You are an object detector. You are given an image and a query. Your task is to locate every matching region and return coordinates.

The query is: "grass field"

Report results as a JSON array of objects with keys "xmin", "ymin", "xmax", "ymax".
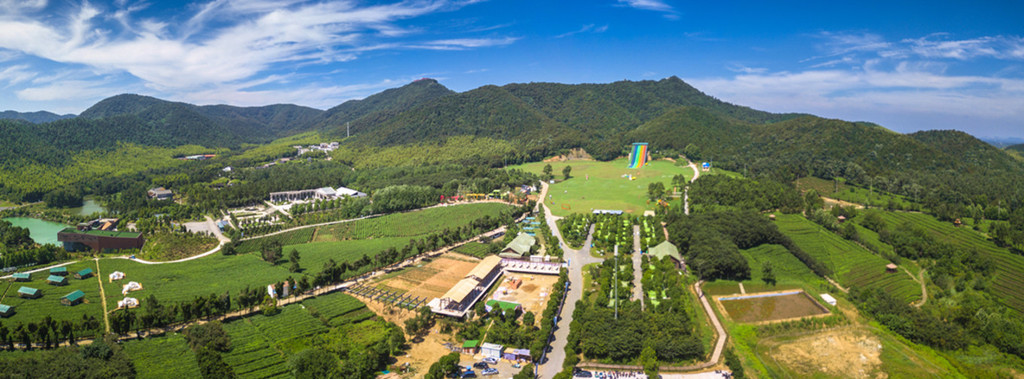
[
  {"xmin": 719, "ymin": 292, "xmax": 828, "ymax": 323},
  {"xmin": 316, "ymin": 203, "xmax": 511, "ymax": 241},
  {"xmin": 237, "ymin": 228, "xmax": 314, "ymax": 253},
  {"xmin": 867, "ymin": 211, "xmax": 1024, "ymax": 313},
  {"xmin": 795, "ymin": 177, "xmax": 920, "ymax": 210},
  {"xmin": 510, "ymin": 158, "xmax": 693, "ymax": 217},
  {"xmin": 122, "ymin": 333, "xmax": 202, "ymax": 379},
  {"xmin": 774, "ymin": 214, "xmax": 921, "ymax": 303},
  {"xmin": 301, "ymin": 291, "xmax": 374, "ymax": 327},
  {"xmin": 99, "ymin": 254, "xmax": 295, "ymax": 307},
  {"xmin": 137, "ymin": 232, "xmax": 219, "ymax": 261},
  {"xmin": 452, "ymin": 241, "xmax": 493, "ymax": 258},
  {"xmin": 1, "ymin": 262, "xmax": 104, "ymax": 325}
]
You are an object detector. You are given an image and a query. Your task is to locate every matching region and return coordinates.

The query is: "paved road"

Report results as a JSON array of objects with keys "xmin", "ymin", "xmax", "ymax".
[
  {"xmin": 632, "ymin": 225, "xmax": 644, "ymax": 311},
  {"xmin": 538, "ymin": 181, "xmax": 604, "ymax": 379},
  {"xmin": 684, "ymin": 159, "xmax": 700, "ymax": 215},
  {"xmin": 694, "ymin": 281, "xmax": 727, "ymax": 370}
]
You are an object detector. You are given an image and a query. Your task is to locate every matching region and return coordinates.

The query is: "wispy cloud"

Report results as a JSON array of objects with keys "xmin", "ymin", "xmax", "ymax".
[
  {"xmin": 617, "ymin": 0, "xmax": 678, "ymax": 19},
  {"xmin": 555, "ymin": 24, "xmax": 609, "ymax": 38},
  {"xmin": 0, "ymin": 0, "xmax": 514, "ymax": 105},
  {"xmin": 412, "ymin": 37, "xmax": 519, "ymax": 50},
  {"xmin": 691, "ymin": 32, "xmax": 1024, "ymax": 137}
]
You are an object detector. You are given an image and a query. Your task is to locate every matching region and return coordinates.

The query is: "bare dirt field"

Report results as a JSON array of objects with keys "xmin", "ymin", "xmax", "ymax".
[
  {"xmin": 375, "ymin": 253, "xmax": 480, "ymax": 300},
  {"xmin": 489, "ymin": 273, "xmax": 560, "ymax": 326},
  {"xmin": 718, "ymin": 291, "xmax": 828, "ymax": 323},
  {"xmin": 767, "ymin": 329, "xmax": 884, "ymax": 379}
]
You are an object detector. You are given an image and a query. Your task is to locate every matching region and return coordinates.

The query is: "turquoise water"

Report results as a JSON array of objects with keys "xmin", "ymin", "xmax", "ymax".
[
  {"xmin": 2, "ymin": 217, "xmax": 71, "ymax": 246},
  {"xmin": 71, "ymin": 199, "xmax": 105, "ymax": 216}
]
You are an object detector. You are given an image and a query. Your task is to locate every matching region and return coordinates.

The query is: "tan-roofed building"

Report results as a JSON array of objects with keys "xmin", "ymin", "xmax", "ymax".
[
  {"xmin": 466, "ymin": 255, "xmax": 502, "ymax": 281},
  {"xmin": 440, "ymin": 278, "xmax": 480, "ymax": 307}
]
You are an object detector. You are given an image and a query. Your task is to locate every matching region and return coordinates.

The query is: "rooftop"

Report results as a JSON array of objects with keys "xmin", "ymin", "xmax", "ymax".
[
  {"xmin": 502, "ymin": 233, "xmax": 536, "ymax": 256},
  {"xmin": 649, "ymin": 241, "xmax": 683, "ymax": 263},
  {"xmin": 59, "ymin": 228, "xmax": 141, "ymax": 239},
  {"xmin": 47, "ymin": 275, "xmax": 66, "ymax": 283},
  {"xmin": 12, "ymin": 273, "xmax": 29, "ymax": 279},
  {"xmin": 463, "ymin": 339, "xmax": 480, "ymax": 348},
  {"xmin": 78, "ymin": 268, "xmax": 94, "ymax": 276},
  {"xmin": 18, "ymin": 287, "xmax": 38, "ymax": 295},
  {"xmin": 0, "ymin": 304, "xmax": 10, "ymax": 313},
  {"xmin": 63, "ymin": 290, "xmax": 85, "ymax": 302}
]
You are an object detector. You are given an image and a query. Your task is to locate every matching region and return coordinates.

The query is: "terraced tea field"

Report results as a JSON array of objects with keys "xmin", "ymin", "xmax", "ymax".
[
  {"xmin": 774, "ymin": 214, "xmax": 921, "ymax": 303},
  {"xmin": 872, "ymin": 211, "xmax": 1024, "ymax": 312}
]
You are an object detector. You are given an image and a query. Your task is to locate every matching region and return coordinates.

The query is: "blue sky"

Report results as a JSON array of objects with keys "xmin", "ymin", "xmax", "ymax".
[{"xmin": 1, "ymin": 0, "xmax": 1022, "ymax": 139}]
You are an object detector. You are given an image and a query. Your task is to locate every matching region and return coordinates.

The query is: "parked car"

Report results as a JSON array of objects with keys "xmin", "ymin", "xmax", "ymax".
[
  {"xmin": 575, "ymin": 370, "xmax": 593, "ymax": 378},
  {"xmin": 473, "ymin": 362, "xmax": 489, "ymax": 369},
  {"xmin": 482, "ymin": 368, "xmax": 499, "ymax": 376},
  {"xmin": 483, "ymin": 357, "xmax": 498, "ymax": 364},
  {"xmin": 461, "ymin": 370, "xmax": 477, "ymax": 378}
]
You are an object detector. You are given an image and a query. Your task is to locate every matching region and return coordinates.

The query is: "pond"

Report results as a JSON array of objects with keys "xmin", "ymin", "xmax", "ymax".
[
  {"xmin": 70, "ymin": 198, "xmax": 106, "ymax": 216},
  {"xmin": 2, "ymin": 217, "xmax": 71, "ymax": 246}
]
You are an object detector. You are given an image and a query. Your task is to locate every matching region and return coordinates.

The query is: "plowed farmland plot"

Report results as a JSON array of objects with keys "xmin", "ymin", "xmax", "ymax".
[
  {"xmin": 774, "ymin": 214, "xmax": 921, "ymax": 303},
  {"xmin": 373, "ymin": 253, "xmax": 480, "ymax": 300},
  {"xmin": 718, "ymin": 291, "xmax": 828, "ymax": 323}
]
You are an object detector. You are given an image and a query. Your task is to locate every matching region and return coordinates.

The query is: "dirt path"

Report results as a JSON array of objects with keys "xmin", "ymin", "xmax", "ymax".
[
  {"xmin": 738, "ymin": 282, "xmax": 746, "ymax": 295},
  {"xmin": 906, "ymin": 268, "xmax": 927, "ymax": 307},
  {"xmin": 684, "ymin": 159, "xmax": 699, "ymax": 215},
  {"xmin": 95, "ymin": 258, "xmax": 110, "ymax": 333},
  {"xmin": 827, "ymin": 277, "xmax": 849, "ymax": 293},
  {"xmin": 821, "ymin": 196, "xmax": 865, "ymax": 209}
]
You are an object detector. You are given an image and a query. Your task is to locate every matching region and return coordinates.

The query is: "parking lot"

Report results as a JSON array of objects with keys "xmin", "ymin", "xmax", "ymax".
[{"xmin": 458, "ymin": 358, "xmax": 529, "ymax": 378}]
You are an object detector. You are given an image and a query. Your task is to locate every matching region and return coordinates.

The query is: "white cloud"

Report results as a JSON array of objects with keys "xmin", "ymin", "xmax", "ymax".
[
  {"xmin": 555, "ymin": 24, "xmax": 608, "ymax": 38},
  {"xmin": 0, "ymin": 65, "xmax": 36, "ymax": 86},
  {"xmin": 617, "ymin": 0, "xmax": 677, "ymax": 19},
  {"xmin": 16, "ymin": 79, "xmax": 118, "ymax": 101},
  {"xmin": 413, "ymin": 37, "xmax": 519, "ymax": 50},
  {"xmin": 0, "ymin": 0, "xmax": 515, "ymax": 108}
]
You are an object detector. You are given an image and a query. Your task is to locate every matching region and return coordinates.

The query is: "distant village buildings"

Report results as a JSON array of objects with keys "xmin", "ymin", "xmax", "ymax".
[
  {"xmin": 295, "ymin": 142, "xmax": 339, "ymax": 155},
  {"xmin": 147, "ymin": 187, "xmax": 173, "ymax": 200},
  {"xmin": 269, "ymin": 186, "xmax": 367, "ymax": 202}
]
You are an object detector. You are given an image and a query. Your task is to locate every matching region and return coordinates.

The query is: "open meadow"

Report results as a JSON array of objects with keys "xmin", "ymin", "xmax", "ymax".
[
  {"xmin": 510, "ymin": 158, "xmax": 693, "ymax": 217},
  {"xmin": 702, "ymin": 244, "xmax": 827, "ymax": 296}
]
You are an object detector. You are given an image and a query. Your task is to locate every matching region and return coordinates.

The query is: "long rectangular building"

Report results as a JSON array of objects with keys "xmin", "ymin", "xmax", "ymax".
[{"xmin": 57, "ymin": 228, "xmax": 144, "ymax": 252}]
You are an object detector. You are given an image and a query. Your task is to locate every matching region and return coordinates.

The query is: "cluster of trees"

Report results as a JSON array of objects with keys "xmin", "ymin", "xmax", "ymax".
[
  {"xmin": 667, "ymin": 210, "xmax": 830, "ymax": 280},
  {"xmin": 567, "ymin": 258, "xmax": 703, "ymax": 366},
  {"xmin": 0, "ymin": 336, "xmax": 135, "ymax": 378},
  {"xmin": 290, "ymin": 319, "xmax": 405, "ymax": 379},
  {"xmin": 0, "ymin": 315, "xmax": 102, "ymax": 351},
  {"xmin": 183, "ymin": 322, "xmax": 235, "ymax": 379},
  {"xmin": 689, "ymin": 174, "xmax": 803, "ymax": 213}
]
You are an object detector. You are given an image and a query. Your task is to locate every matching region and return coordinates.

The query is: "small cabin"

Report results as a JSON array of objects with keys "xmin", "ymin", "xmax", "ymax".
[
  {"xmin": 75, "ymin": 268, "xmax": 94, "ymax": 280},
  {"xmin": 11, "ymin": 273, "xmax": 30, "ymax": 282},
  {"xmin": 61, "ymin": 290, "xmax": 85, "ymax": 306},
  {"xmin": 46, "ymin": 275, "xmax": 68, "ymax": 286},
  {"xmin": 820, "ymin": 293, "xmax": 837, "ymax": 306},
  {"xmin": 953, "ymin": 218, "xmax": 963, "ymax": 227},
  {"xmin": 837, "ymin": 215, "xmax": 847, "ymax": 223},
  {"xmin": 885, "ymin": 263, "xmax": 898, "ymax": 273},
  {"xmin": 462, "ymin": 339, "xmax": 480, "ymax": 355},
  {"xmin": 0, "ymin": 304, "xmax": 13, "ymax": 317},
  {"xmin": 481, "ymin": 342, "xmax": 505, "ymax": 360},
  {"xmin": 769, "ymin": 214, "xmax": 777, "ymax": 221},
  {"xmin": 49, "ymin": 267, "xmax": 68, "ymax": 276},
  {"xmin": 18, "ymin": 287, "xmax": 40, "ymax": 299}
]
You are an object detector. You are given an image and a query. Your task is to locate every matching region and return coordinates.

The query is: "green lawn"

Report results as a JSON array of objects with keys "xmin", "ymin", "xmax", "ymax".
[
  {"xmin": 1, "ymin": 262, "xmax": 104, "ymax": 326},
  {"xmin": 99, "ymin": 254, "xmax": 295, "ymax": 308},
  {"xmin": 868, "ymin": 211, "xmax": 1024, "ymax": 313},
  {"xmin": 510, "ymin": 158, "xmax": 693, "ymax": 217},
  {"xmin": 284, "ymin": 237, "xmax": 411, "ymax": 275},
  {"xmin": 774, "ymin": 214, "xmax": 921, "ymax": 303},
  {"xmin": 316, "ymin": 203, "xmax": 511, "ymax": 240},
  {"xmin": 739, "ymin": 244, "xmax": 826, "ymax": 293},
  {"xmin": 122, "ymin": 333, "xmax": 201, "ymax": 379}
]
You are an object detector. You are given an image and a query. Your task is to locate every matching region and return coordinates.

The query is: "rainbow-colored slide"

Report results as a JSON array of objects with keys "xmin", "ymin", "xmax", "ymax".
[{"xmin": 627, "ymin": 143, "xmax": 649, "ymax": 168}]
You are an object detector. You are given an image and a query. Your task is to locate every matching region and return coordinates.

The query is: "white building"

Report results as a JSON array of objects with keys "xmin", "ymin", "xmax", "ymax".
[
  {"xmin": 481, "ymin": 342, "xmax": 504, "ymax": 359},
  {"xmin": 820, "ymin": 293, "xmax": 837, "ymax": 306}
]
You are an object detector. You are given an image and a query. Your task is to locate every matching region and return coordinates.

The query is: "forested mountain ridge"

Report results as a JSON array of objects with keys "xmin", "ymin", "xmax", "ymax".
[
  {"xmin": 81, "ymin": 94, "xmax": 323, "ymax": 145},
  {"xmin": 315, "ymin": 78, "xmax": 455, "ymax": 136},
  {"xmin": 0, "ymin": 110, "xmax": 74, "ymax": 123}
]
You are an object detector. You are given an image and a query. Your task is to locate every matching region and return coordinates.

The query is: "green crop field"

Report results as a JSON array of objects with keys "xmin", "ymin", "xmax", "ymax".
[
  {"xmin": 870, "ymin": 211, "xmax": 1024, "ymax": 312},
  {"xmin": 0, "ymin": 262, "xmax": 104, "ymax": 326},
  {"xmin": 122, "ymin": 333, "xmax": 201, "ymax": 379},
  {"xmin": 740, "ymin": 244, "xmax": 826, "ymax": 293},
  {"xmin": 284, "ymin": 237, "xmax": 410, "ymax": 274},
  {"xmin": 302, "ymin": 292, "xmax": 373, "ymax": 326},
  {"xmin": 452, "ymin": 241, "xmax": 493, "ymax": 258},
  {"xmin": 510, "ymin": 158, "xmax": 693, "ymax": 217},
  {"xmin": 316, "ymin": 203, "xmax": 511, "ymax": 241},
  {"xmin": 774, "ymin": 214, "xmax": 921, "ymax": 303},
  {"xmin": 222, "ymin": 316, "xmax": 291, "ymax": 379},
  {"xmin": 236, "ymin": 228, "xmax": 315, "ymax": 253}
]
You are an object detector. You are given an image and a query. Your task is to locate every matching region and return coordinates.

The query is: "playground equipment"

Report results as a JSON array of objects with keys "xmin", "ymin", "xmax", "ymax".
[
  {"xmin": 467, "ymin": 193, "xmax": 487, "ymax": 201},
  {"xmin": 627, "ymin": 143, "xmax": 650, "ymax": 169}
]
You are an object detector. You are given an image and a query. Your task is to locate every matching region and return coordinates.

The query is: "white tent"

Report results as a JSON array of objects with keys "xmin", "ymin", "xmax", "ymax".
[
  {"xmin": 109, "ymin": 271, "xmax": 125, "ymax": 282},
  {"xmin": 118, "ymin": 297, "xmax": 139, "ymax": 309},
  {"xmin": 122, "ymin": 281, "xmax": 143, "ymax": 295}
]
